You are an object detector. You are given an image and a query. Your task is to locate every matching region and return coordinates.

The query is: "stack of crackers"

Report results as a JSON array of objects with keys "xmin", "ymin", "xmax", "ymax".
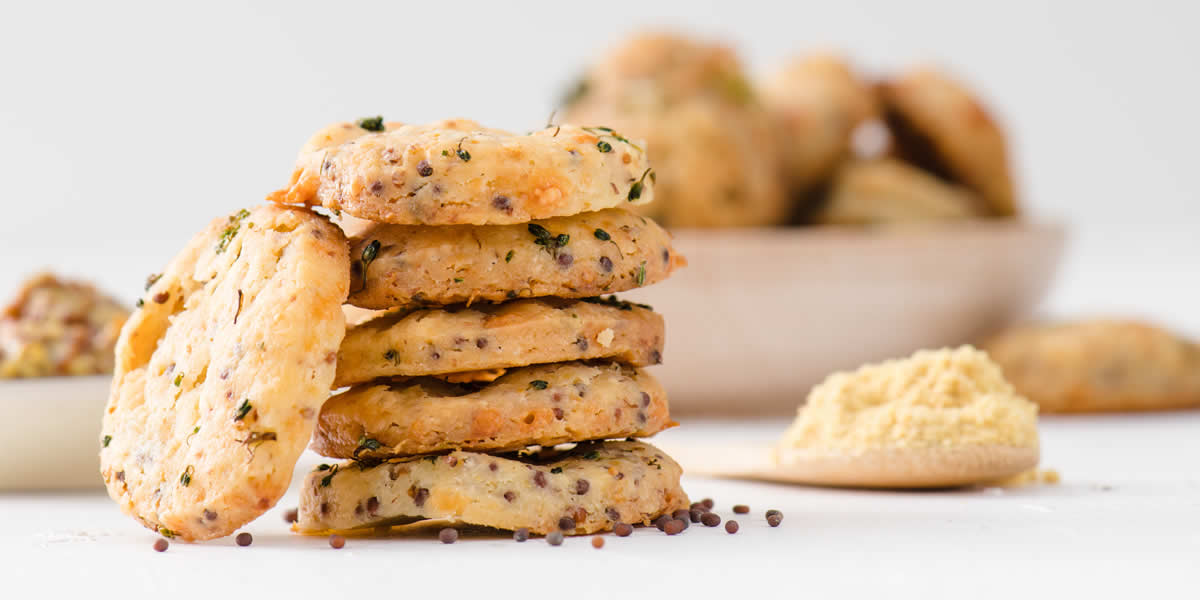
[{"xmin": 100, "ymin": 118, "xmax": 690, "ymax": 541}]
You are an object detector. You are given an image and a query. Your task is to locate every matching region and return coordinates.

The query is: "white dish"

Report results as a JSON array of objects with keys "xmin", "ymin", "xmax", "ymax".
[
  {"xmin": 624, "ymin": 222, "xmax": 1065, "ymax": 415},
  {"xmin": 0, "ymin": 375, "xmax": 110, "ymax": 490}
]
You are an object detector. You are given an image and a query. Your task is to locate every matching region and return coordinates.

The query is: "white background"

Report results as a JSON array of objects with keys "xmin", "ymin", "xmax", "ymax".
[{"xmin": 1, "ymin": 0, "xmax": 1197, "ymax": 333}]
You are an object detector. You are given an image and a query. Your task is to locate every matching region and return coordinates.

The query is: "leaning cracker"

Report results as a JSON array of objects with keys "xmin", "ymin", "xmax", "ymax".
[
  {"xmin": 348, "ymin": 208, "xmax": 684, "ymax": 310},
  {"xmin": 334, "ymin": 296, "xmax": 664, "ymax": 387},
  {"xmin": 269, "ymin": 119, "xmax": 655, "ymax": 225},
  {"xmin": 983, "ymin": 320, "xmax": 1200, "ymax": 413},
  {"xmin": 315, "ymin": 361, "xmax": 672, "ymax": 458},
  {"xmin": 297, "ymin": 441, "xmax": 687, "ymax": 535},
  {"xmin": 100, "ymin": 205, "xmax": 349, "ymax": 541},
  {"xmin": 879, "ymin": 66, "xmax": 1017, "ymax": 217}
]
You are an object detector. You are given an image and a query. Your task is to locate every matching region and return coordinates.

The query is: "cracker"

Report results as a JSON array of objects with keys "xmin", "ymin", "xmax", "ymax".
[
  {"xmin": 297, "ymin": 441, "xmax": 687, "ymax": 535},
  {"xmin": 268, "ymin": 119, "xmax": 654, "ymax": 225},
  {"xmin": 100, "ymin": 205, "xmax": 349, "ymax": 541},
  {"xmin": 315, "ymin": 361, "xmax": 672, "ymax": 458}
]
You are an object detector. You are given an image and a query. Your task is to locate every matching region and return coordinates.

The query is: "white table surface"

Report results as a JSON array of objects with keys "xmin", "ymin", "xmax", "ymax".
[{"xmin": 4, "ymin": 413, "xmax": 1197, "ymax": 598}]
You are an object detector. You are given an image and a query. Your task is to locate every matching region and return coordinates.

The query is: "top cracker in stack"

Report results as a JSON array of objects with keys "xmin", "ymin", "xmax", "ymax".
[{"xmin": 270, "ymin": 118, "xmax": 690, "ymax": 536}]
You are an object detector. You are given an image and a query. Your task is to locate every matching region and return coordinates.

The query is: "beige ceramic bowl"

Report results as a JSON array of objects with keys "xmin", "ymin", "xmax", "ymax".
[{"xmin": 623, "ymin": 222, "xmax": 1065, "ymax": 415}]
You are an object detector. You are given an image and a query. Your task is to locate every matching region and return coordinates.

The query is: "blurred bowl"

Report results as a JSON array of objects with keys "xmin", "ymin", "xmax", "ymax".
[
  {"xmin": 624, "ymin": 221, "xmax": 1065, "ymax": 415},
  {"xmin": 0, "ymin": 375, "xmax": 109, "ymax": 489}
]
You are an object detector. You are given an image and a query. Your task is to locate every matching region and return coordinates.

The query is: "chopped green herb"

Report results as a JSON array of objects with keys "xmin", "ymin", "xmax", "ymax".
[
  {"xmin": 442, "ymin": 149, "xmax": 450, "ymax": 157},
  {"xmin": 102, "ymin": 435, "xmax": 112, "ymax": 448},
  {"xmin": 634, "ymin": 261, "xmax": 647, "ymax": 287},
  {"xmin": 355, "ymin": 436, "xmax": 383, "ymax": 457},
  {"xmin": 144, "ymin": 273, "xmax": 161, "ymax": 291},
  {"xmin": 628, "ymin": 169, "xmax": 654, "ymax": 202},
  {"xmin": 357, "ymin": 116, "xmax": 384, "ymax": 132},
  {"xmin": 583, "ymin": 451, "xmax": 600, "ymax": 460},
  {"xmin": 455, "ymin": 139, "xmax": 471, "ymax": 162},
  {"xmin": 173, "ymin": 374, "xmax": 183, "ymax": 387},
  {"xmin": 136, "ymin": 298, "xmax": 144, "ymax": 308},
  {"xmin": 596, "ymin": 140, "xmax": 612, "ymax": 153},
  {"xmin": 528, "ymin": 223, "xmax": 570, "ymax": 255},
  {"xmin": 361, "ymin": 239, "xmax": 380, "ymax": 266},
  {"xmin": 529, "ymin": 380, "xmax": 549, "ymax": 390},
  {"xmin": 180, "ymin": 466, "xmax": 193, "ymax": 487},
  {"xmin": 193, "ymin": 426, "xmax": 200, "ymax": 434},
  {"xmin": 215, "ymin": 209, "xmax": 251, "ymax": 254},
  {"xmin": 550, "ymin": 467, "xmax": 563, "ymax": 474},
  {"xmin": 319, "ymin": 464, "xmax": 339, "ymax": 487},
  {"xmin": 593, "ymin": 228, "xmax": 610, "ymax": 241},
  {"xmin": 583, "ymin": 126, "xmax": 641, "ymax": 152},
  {"xmin": 453, "ymin": 277, "xmax": 464, "ymax": 283},
  {"xmin": 158, "ymin": 527, "xmax": 177, "ymax": 539},
  {"xmin": 316, "ymin": 463, "xmax": 332, "ymax": 471},
  {"xmin": 505, "ymin": 250, "xmax": 515, "ymax": 263},
  {"xmin": 234, "ymin": 399, "xmax": 252, "ymax": 421}
]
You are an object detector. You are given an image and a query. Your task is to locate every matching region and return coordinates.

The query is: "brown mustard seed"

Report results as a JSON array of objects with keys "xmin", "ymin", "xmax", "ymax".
[
  {"xmin": 329, "ymin": 534, "xmax": 346, "ymax": 549},
  {"xmin": 701, "ymin": 512, "xmax": 722, "ymax": 527},
  {"xmin": 689, "ymin": 509, "xmax": 703, "ymax": 523},
  {"xmin": 701, "ymin": 498, "xmax": 714, "ymax": 510},
  {"xmin": 689, "ymin": 502, "xmax": 709, "ymax": 513},
  {"xmin": 672, "ymin": 509, "xmax": 689, "ymax": 521},
  {"xmin": 725, "ymin": 520, "xmax": 739, "ymax": 534},
  {"xmin": 153, "ymin": 539, "xmax": 168, "ymax": 552},
  {"xmin": 513, "ymin": 528, "xmax": 530, "ymax": 542},
  {"xmin": 591, "ymin": 536, "xmax": 605, "ymax": 549},
  {"xmin": 283, "ymin": 508, "xmax": 298, "ymax": 523},
  {"xmin": 654, "ymin": 515, "xmax": 671, "ymax": 531},
  {"xmin": 733, "ymin": 504, "xmax": 750, "ymax": 514},
  {"xmin": 663, "ymin": 519, "xmax": 685, "ymax": 535},
  {"xmin": 766, "ymin": 509, "xmax": 782, "ymax": 517},
  {"xmin": 614, "ymin": 522, "xmax": 633, "ymax": 537},
  {"xmin": 767, "ymin": 512, "xmax": 783, "ymax": 527},
  {"xmin": 558, "ymin": 516, "xmax": 576, "ymax": 531},
  {"xmin": 547, "ymin": 531, "xmax": 564, "ymax": 546},
  {"xmin": 235, "ymin": 532, "xmax": 252, "ymax": 547},
  {"xmin": 439, "ymin": 528, "xmax": 459, "ymax": 544}
]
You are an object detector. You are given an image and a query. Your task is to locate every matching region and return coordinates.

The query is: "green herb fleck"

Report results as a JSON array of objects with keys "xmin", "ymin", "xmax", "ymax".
[
  {"xmin": 192, "ymin": 426, "xmax": 200, "ymax": 434},
  {"xmin": 583, "ymin": 126, "xmax": 641, "ymax": 152},
  {"xmin": 634, "ymin": 261, "xmax": 647, "ymax": 287},
  {"xmin": 442, "ymin": 149, "xmax": 450, "ymax": 157},
  {"xmin": 136, "ymin": 298, "xmax": 144, "ymax": 308},
  {"xmin": 158, "ymin": 527, "xmax": 177, "ymax": 539},
  {"xmin": 505, "ymin": 250, "xmax": 515, "ymax": 263},
  {"xmin": 455, "ymin": 139, "xmax": 471, "ymax": 162},
  {"xmin": 529, "ymin": 380, "xmax": 549, "ymax": 390},
  {"xmin": 628, "ymin": 168, "xmax": 654, "ymax": 202},
  {"xmin": 453, "ymin": 277, "xmax": 464, "ymax": 283},
  {"xmin": 550, "ymin": 467, "xmax": 563, "ymax": 474},
  {"xmin": 593, "ymin": 228, "xmax": 610, "ymax": 241},
  {"xmin": 173, "ymin": 374, "xmax": 183, "ymax": 386},
  {"xmin": 144, "ymin": 273, "xmax": 161, "ymax": 291},
  {"xmin": 319, "ymin": 464, "xmax": 339, "ymax": 487},
  {"xmin": 316, "ymin": 463, "xmax": 332, "ymax": 471},
  {"xmin": 528, "ymin": 223, "xmax": 569, "ymax": 256},
  {"xmin": 234, "ymin": 399, "xmax": 252, "ymax": 421},
  {"xmin": 354, "ymin": 436, "xmax": 383, "ymax": 457},
  {"xmin": 357, "ymin": 116, "xmax": 384, "ymax": 132},
  {"xmin": 180, "ymin": 465, "xmax": 193, "ymax": 487},
  {"xmin": 583, "ymin": 451, "xmax": 600, "ymax": 460},
  {"xmin": 361, "ymin": 239, "xmax": 380, "ymax": 266},
  {"xmin": 102, "ymin": 435, "xmax": 112, "ymax": 448},
  {"xmin": 215, "ymin": 209, "xmax": 251, "ymax": 254},
  {"xmin": 596, "ymin": 140, "xmax": 612, "ymax": 153}
]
